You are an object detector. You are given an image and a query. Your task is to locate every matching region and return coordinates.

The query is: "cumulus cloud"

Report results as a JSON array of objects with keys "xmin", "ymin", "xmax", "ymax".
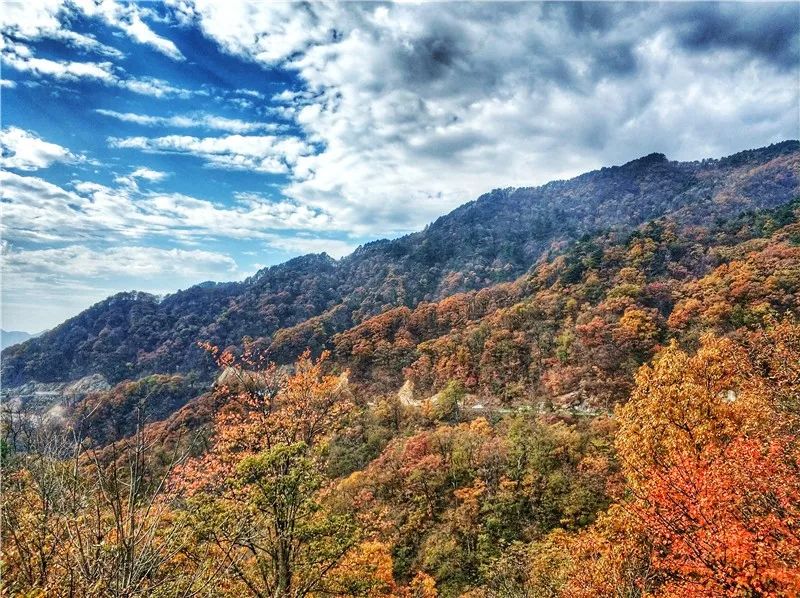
[
  {"xmin": 108, "ymin": 133, "xmax": 311, "ymax": 173},
  {"xmin": 182, "ymin": 1, "xmax": 799, "ymax": 235},
  {"xmin": 95, "ymin": 109, "xmax": 279, "ymax": 133},
  {"xmin": 1, "ymin": 127, "xmax": 83, "ymax": 171}
]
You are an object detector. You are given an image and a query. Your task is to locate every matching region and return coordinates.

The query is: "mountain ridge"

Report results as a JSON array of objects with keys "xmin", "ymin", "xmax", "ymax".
[{"xmin": 3, "ymin": 140, "xmax": 798, "ymax": 388}]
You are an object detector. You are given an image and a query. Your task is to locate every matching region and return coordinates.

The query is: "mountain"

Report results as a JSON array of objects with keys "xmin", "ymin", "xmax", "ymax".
[
  {"xmin": 1, "ymin": 329, "xmax": 35, "ymax": 350},
  {"xmin": 2, "ymin": 140, "xmax": 798, "ymax": 389},
  {"xmin": 326, "ymin": 197, "xmax": 800, "ymax": 406}
]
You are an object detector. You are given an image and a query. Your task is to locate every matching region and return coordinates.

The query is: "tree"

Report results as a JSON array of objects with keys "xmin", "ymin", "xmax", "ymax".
[
  {"xmin": 524, "ymin": 505, "xmax": 657, "ymax": 598},
  {"xmin": 1, "ymin": 403, "xmax": 201, "ymax": 596},
  {"xmin": 616, "ymin": 328, "xmax": 800, "ymax": 596},
  {"xmin": 631, "ymin": 436, "xmax": 800, "ymax": 596},
  {"xmin": 176, "ymin": 347, "xmax": 356, "ymax": 597}
]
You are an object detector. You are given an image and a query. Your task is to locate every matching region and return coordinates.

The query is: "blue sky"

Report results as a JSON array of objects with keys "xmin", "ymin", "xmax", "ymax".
[{"xmin": 2, "ymin": 1, "xmax": 798, "ymax": 332}]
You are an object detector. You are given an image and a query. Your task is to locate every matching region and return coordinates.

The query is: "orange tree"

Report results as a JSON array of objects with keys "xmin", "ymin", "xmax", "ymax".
[
  {"xmin": 616, "ymin": 324, "xmax": 800, "ymax": 597},
  {"xmin": 175, "ymin": 345, "xmax": 358, "ymax": 597}
]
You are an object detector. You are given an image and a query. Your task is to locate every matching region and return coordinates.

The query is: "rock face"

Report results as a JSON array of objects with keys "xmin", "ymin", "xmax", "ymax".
[
  {"xmin": 397, "ymin": 379, "xmax": 419, "ymax": 407},
  {"xmin": 2, "ymin": 141, "xmax": 798, "ymax": 388},
  {"xmin": 2, "ymin": 373, "xmax": 110, "ymax": 413}
]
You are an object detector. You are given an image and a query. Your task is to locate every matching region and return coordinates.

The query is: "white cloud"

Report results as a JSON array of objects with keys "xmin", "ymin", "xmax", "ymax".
[
  {"xmin": 144, "ymin": 190, "xmax": 330, "ymax": 235},
  {"xmin": 262, "ymin": 235, "xmax": 356, "ymax": 259},
  {"xmin": 1, "ymin": 173, "xmax": 152, "ymax": 243},
  {"xmin": 0, "ymin": 127, "xmax": 82, "ymax": 171},
  {"xmin": 1, "ymin": 0, "xmax": 67, "ymax": 38},
  {"xmin": 108, "ymin": 133, "xmax": 310, "ymax": 174},
  {"xmin": 236, "ymin": 88, "xmax": 266, "ymax": 99},
  {"xmin": 2, "ymin": 243, "xmax": 236, "ymax": 280},
  {"xmin": 173, "ymin": 1, "xmax": 340, "ymax": 65},
  {"xmin": 95, "ymin": 109, "xmax": 279, "ymax": 133},
  {"xmin": 0, "ymin": 168, "xmax": 345, "ymax": 330},
  {"xmin": 1, "ymin": 0, "xmax": 190, "ymax": 98},
  {"xmin": 117, "ymin": 10, "xmax": 184, "ymax": 61},
  {"xmin": 183, "ymin": 1, "xmax": 799, "ymax": 235},
  {"xmin": 1, "ymin": 79, "xmax": 17, "ymax": 88},
  {"xmin": 0, "ymin": 171, "xmax": 331, "ymax": 245},
  {"xmin": 113, "ymin": 167, "xmax": 170, "ymax": 188},
  {"xmin": 1, "ymin": 0, "xmax": 183, "ymax": 61},
  {"xmin": 130, "ymin": 167, "xmax": 169, "ymax": 182},
  {"xmin": 1, "ymin": 241, "xmax": 239, "ymax": 331},
  {"xmin": 119, "ymin": 76, "xmax": 196, "ymax": 98},
  {"xmin": 0, "ymin": 0, "xmax": 124, "ymax": 58},
  {"xmin": 1, "ymin": 43, "xmax": 118, "ymax": 84},
  {"xmin": 1, "ymin": 41, "xmax": 196, "ymax": 98}
]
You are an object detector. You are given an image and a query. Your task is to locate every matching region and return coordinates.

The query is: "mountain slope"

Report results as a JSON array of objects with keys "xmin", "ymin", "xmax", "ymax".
[
  {"xmin": 2, "ymin": 140, "xmax": 798, "ymax": 388},
  {"xmin": 326, "ymin": 198, "xmax": 800, "ymax": 406},
  {"xmin": 73, "ymin": 197, "xmax": 800, "ymax": 450}
]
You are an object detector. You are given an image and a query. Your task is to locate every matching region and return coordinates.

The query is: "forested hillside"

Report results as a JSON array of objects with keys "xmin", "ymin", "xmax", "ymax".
[
  {"xmin": 3, "ymin": 141, "xmax": 798, "ymax": 387},
  {"xmin": 3, "ymin": 142, "xmax": 800, "ymax": 597},
  {"xmin": 326, "ymin": 199, "xmax": 800, "ymax": 405}
]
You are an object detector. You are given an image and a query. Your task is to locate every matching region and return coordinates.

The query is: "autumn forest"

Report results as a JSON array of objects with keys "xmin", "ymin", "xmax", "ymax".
[{"xmin": 1, "ymin": 140, "xmax": 799, "ymax": 597}]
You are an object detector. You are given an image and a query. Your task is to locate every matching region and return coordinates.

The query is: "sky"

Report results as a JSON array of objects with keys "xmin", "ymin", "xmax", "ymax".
[{"xmin": 1, "ymin": 1, "xmax": 798, "ymax": 333}]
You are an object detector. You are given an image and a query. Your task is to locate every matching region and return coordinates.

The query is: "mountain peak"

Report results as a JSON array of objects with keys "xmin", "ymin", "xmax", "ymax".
[
  {"xmin": 247, "ymin": 252, "xmax": 338, "ymax": 285},
  {"xmin": 621, "ymin": 152, "xmax": 669, "ymax": 168}
]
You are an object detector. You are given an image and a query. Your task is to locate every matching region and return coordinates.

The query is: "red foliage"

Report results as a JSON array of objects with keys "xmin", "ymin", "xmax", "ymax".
[{"xmin": 635, "ymin": 437, "xmax": 800, "ymax": 597}]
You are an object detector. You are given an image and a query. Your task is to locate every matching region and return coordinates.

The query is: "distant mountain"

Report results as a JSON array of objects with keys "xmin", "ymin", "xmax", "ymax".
[
  {"xmin": 2, "ymin": 140, "xmax": 798, "ymax": 388},
  {"xmin": 1, "ymin": 330, "xmax": 35, "ymax": 351}
]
